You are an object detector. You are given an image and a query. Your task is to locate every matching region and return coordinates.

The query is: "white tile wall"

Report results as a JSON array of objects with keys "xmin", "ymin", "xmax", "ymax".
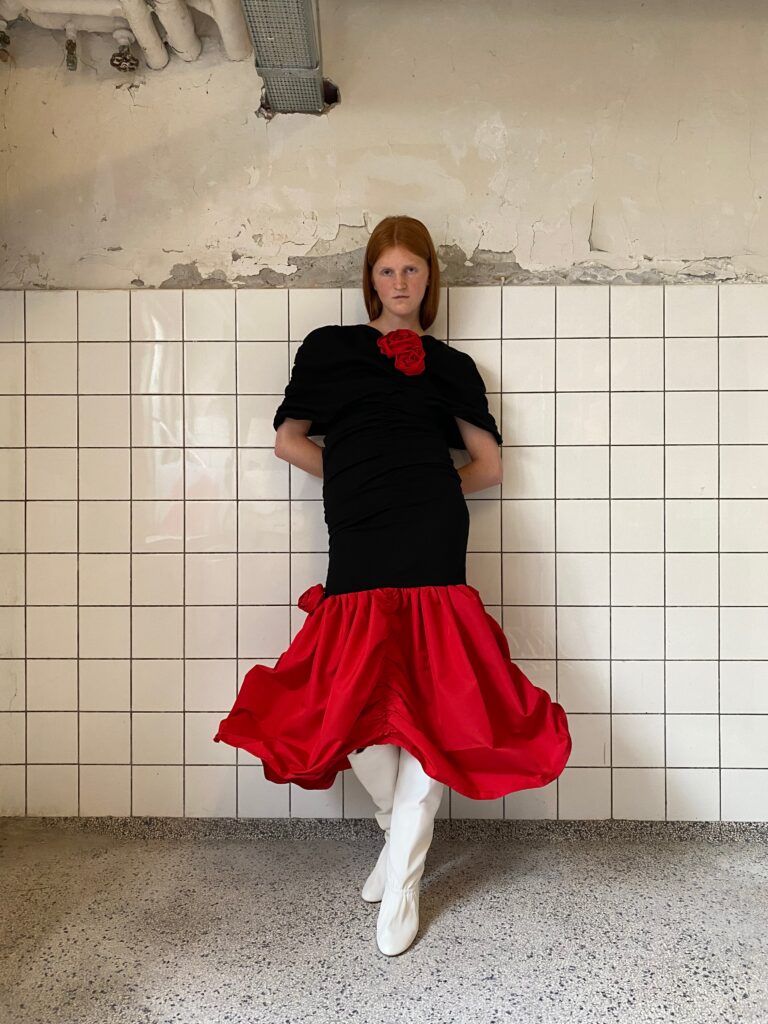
[{"xmin": 1, "ymin": 285, "xmax": 768, "ymax": 822}]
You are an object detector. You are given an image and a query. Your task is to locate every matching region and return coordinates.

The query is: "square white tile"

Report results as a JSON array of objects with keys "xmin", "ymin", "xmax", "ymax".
[
  {"xmin": 610, "ymin": 337, "xmax": 663, "ymax": 391},
  {"xmin": 236, "ymin": 289, "xmax": 288, "ymax": 341},
  {"xmin": 556, "ymin": 392, "xmax": 609, "ymax": 445},
  {"xmin": 26, "ymin": 342, "xmax": 77, "ymax": 394},
  {"xmin": 131, "ymin": 342, "xmax": 182, "ymax": 394},
  {"xmin": 27, "ymin": 765, "xmax": 78, "ymax": 815},
  {"xmin": 555, "ymin": 446, "xmax": 609, "ymax": 498},
  {"xmin": 610, "ymin": 446, "xmax": 663, "ymax": 498},
  {"xmin": 500, "ymin": 447, "xmax": 554, "ymax": 500},
  {"xmin": 26, "ymin": 659, "xmax": 78, "ymax": 711},
  {"xmin": 448, "ymin": 286, "xmax": 501, "ymax": 339},
  {"xmin": 556, "ymin": 285, "xmax": 609, "ymax": 338},
  {"xmin": 288, "ymin": 289, "xmax": 340, "ymax": 341},
  {"xmin": 612, "ymin": 768, "xmax": 665, "ymax": 820},
  {"xmin": 555, "ymin": 552, "xmax": 609, "ymax": 605},
  {"xmin": 556, "ymin": 499, "xmax": 609, "ymax": 552},
  {"xmin": 665, "ymin": 446, "xmax": 717, "ymax": 499},
  {"xmin": 719, "ymin": 336, "xmax": 768, "ymax": 389},
  {"xmin": 78, "ymin": 291, "xmax": 130, "ymax": 342},
  {"xmin": 667, "ymin": 602, "xmax": 720, "ymax": 659},
  {"xmin": 610, "ymin": 285, "xmax": 663, "ymax": 337},
  {"xmin": 611, "ymin": 392, "xmax": 664, "ymax": 444},
  {"xmin": 132, "ymin": 765, "xmax": 183, "ymax": 815},
  {"xmin": 502, "ymin": 499, "xmax": 555, "ymax": 552},
  {"xmin": 26, "ymin": 291, "xmax": 77, "ymax": 342},
  {"xmin": 78, "ymin": 342, "xmax": 130, "ymax": 394},
  {"xmin": 502, "ymin": 285, "xmax": 555, "ymax": 338},
  {"xmin": 131, "ymin": 291, "xmax": 183, "ymax": 342},
  {"xmin": 556, "ymin": 337, "xmax": 609, "ymax": 391},
  {"xmin": 79, "ymin": 660, "xmax": 131, "ymax": 712},
  {"xmin": 666, "ymin": 661, "xmax": 719, "ymax": 714},
  {"xmin": 664, "ymin": 285, "xmax": 718, "ymax": 337},
  {"xmin": 0, "ymin": 291, "xmax": 24, "ymax": 342},
  {"xmin": 183, "ymin": 291, "xmax": 235, "ymax": 342},
  {"xmin": 132, "ymin": 660, "xmax": 184, "ymax": 712},
  {"xmin": 665, "ymin": 337, "xmax": 718, "ymax": 390},
  {"xmin": 719, "ymin": 283, "xmax": 768, "ymax": 335},
  {"xmin": 501, "ymin": 338, "xmax": 554, "ymax": 392},
  {"xmin": 80, "ymin": 765, "xmax": 131, "ymax": 815},
  {"xmin": 502, "ymin": 552, "xmax": 556, "ymax": 605}
]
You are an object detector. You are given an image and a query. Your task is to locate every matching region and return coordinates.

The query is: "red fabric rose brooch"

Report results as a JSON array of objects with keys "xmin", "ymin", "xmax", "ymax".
[
  {"xmin": 298, "ymin": 583, "xmax": 325, "ymax": 614},
  {"xmin": 376, "ymin": 329, "xmax": 426, "ymax": 376}
]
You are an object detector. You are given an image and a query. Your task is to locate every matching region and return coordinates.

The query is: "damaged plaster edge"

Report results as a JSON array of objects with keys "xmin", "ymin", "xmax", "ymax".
[
  {"xmin": 6, "ymin": 252, "xmax": 768, "ymax": 290},
  {"xmin": 155, "ymin": 251, "xmax": 768, "ymax": 288}
]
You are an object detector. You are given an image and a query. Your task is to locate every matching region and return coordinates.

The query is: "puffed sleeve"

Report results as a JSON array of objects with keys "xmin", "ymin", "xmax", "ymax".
[
  {"xmin": 432, "ymin": 345, "xmax": 503, "ymax": 449},
  {"xmin": 273, "ymin": 327, "xmax": 335, "ymax": 437}
]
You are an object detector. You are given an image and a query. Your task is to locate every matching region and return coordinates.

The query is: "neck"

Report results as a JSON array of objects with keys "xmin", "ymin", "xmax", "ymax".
[{"xmin": 368, "ymin": 315, "xmax": 424, "ymax": 336}]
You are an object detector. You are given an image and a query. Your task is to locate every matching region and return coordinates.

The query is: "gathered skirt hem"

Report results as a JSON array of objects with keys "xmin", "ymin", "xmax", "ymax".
[{"xmin": 213, "ymin": 582, "xmax": 572, "ymax": 802}]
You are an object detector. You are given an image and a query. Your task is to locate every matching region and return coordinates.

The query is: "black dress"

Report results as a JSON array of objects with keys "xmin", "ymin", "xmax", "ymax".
[
  {"xmin": 272, "ymin": 323, "xmax": 503, "ymax": 595},
  {"xmin": 213, "ymin": 323, "xmax": 572, "ymax": 800}
]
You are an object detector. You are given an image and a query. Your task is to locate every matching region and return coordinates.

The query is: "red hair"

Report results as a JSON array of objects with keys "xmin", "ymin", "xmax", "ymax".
[{"xmin": 362, "ymin": 215, "xmax": 441, "ymax": 332}]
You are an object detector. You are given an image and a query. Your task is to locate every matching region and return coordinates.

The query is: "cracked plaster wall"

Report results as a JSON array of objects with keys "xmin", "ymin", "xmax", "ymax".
[{"xmin": 2, "ymin": 0, "xmax": 768, "ymax": 289}]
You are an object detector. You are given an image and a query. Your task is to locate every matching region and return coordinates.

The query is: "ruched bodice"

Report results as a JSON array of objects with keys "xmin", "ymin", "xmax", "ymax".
[
  {"xmin": 321, "ymin": 382, "xmax": 462, "ymax": 530},
  {"xmin": 273, "ymin": 324, "xmax": 503, "ymax": 595}
]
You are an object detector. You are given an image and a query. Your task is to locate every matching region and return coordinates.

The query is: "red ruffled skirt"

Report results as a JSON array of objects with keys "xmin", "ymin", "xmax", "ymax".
[{"xmin": 213, "ymin": 582, "xmax": 572, "ymax": 801}]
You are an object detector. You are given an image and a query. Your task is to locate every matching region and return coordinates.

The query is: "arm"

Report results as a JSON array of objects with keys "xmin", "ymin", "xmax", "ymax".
[
  {"xmin": 274, "ymin": 418, "xmax": 324, "ymax": 479},
  {"xmin": 454, "ymin": 417, "xmax": 503, "ymax": 495}
]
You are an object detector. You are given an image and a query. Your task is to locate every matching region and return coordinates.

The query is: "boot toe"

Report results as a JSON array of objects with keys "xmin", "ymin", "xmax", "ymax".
[{"xmin": 376, "ymin": 885, "xmax": 420, "ymax": 955}]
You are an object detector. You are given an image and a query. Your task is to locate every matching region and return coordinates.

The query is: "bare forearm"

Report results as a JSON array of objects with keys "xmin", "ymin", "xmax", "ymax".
[
  {"xmin": 274, "ymin": 437, "xmax": 498, "ymax": 493},
  {"xmin": 274, "ymin": 436, "xmax": 325, "ymax": 478},
  {"xmin": 457, "ymin": 459, "xmax": 502, "ymax": 495}
]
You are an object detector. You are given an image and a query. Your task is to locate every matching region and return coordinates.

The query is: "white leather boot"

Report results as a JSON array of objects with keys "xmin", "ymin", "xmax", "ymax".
[
  {"xmin": 347, "ymin": 744, "xmax": 401, "ymax": 902},
  {"xmin": 376, "ymin": 746, "xmax": 444, "ymax": 956}
]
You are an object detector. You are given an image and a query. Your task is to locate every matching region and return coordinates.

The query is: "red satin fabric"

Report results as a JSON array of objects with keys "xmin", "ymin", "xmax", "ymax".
[{"xmin": 213, "ymin": 583, "xmax": 572, "ymax": 801}]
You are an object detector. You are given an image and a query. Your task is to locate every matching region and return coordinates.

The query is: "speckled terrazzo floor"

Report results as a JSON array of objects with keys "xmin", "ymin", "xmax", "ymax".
[{"xmin": 1, "ymin": 819, "xmax": 767, "ymax": 1024}]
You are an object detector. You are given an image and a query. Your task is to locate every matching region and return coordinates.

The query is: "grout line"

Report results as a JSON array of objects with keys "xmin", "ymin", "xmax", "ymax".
[
  {"xmin": 717, "ymin": 286, "xmax": 722, "ymax": 821},
  {"xmin": 554, "ymin": 288, "xmax": 560, "ymax": 822},
  {"xmin": 662, "ymin": 288, "xmax": 666, "ymax": 821},
  {"xmin": 181, "ymin": 294, "xmax": 186, "ymax": 818},
  {"xmin": 128, "ymin": 292, "xmax": 134, "ymax": 816},
  {"xmin": 10, "ymin": 544, "xmax": 768, "ymax": 552},
  {"xmin": 234, "ymin": 295, "xmax": 239, "ymax": 817},
  {"xmin": 2, "ymin": 654, "xmax": 738, "ymax": 659},
  {"xmin": 499, "ymin": 290, "xmax": 504, "ymax": 824},
  {"xmin": 23, "ymin": 292, "xmax": 28, "ymax": 814},
  {"xmin": 286, "ymin": 294, "xmax": 293, "ymax": 821},
  {"xmin": 608, "ymin": 288, "xmax": 613, "ymax": 818},
  {"xmin": 76, "ymin": 296, "xmax": 80, "ymax": 814}
]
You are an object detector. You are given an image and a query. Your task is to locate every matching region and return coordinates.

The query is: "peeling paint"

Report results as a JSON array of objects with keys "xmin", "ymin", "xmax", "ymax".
[
  {"xmin": 3, "ymin": 10, "xmax": 768, "ymax": 289},
  {"xmin": 160, "ymin": 263, "xmax": 231, "ymax": 288}
]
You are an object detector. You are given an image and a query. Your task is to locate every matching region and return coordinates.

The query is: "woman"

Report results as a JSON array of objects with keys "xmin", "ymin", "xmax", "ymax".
[{"xmin": 214, "ymin": 215, "xmax": 572, "ymax": 956}]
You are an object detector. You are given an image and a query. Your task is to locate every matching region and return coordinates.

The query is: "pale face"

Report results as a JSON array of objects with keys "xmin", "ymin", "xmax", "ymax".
[{"xmin": 370, "ymin": 245, "xmax": 430, "ymax": 325}]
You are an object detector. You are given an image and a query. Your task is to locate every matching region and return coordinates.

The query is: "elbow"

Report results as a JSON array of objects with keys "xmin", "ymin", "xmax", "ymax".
[{"xmin": 274, "ymin": 426, "xmax": 291, "ymax": 461}]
